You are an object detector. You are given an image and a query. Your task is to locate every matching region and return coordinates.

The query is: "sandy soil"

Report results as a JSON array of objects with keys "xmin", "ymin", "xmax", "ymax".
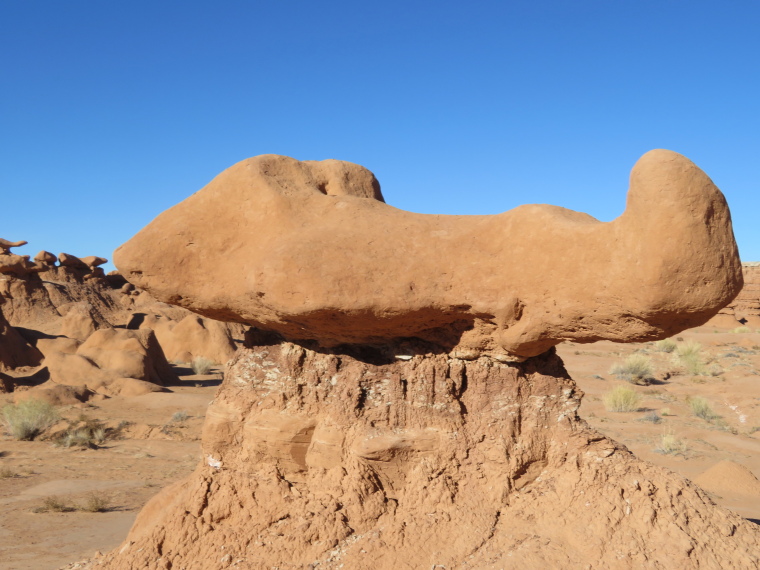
[
  {"xmin": 558, "ymin": 327, "xmax": 760, "ymax": 524},
  {"xmin": 1, "ymin": 330, "xmax": 759, "ymax": 569},
  {"xmin": 0, "ymin": 368, "xmax": 220, "ymax": 570}
]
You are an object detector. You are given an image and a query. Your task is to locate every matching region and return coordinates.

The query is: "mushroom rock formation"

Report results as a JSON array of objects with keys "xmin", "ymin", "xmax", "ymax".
[
  {"xmin": 0, "ymin": 238, "xmax": 27, "ymax": 254},
  {"xmin": 34, "ymin": 250, "xmax": 57, "ymax": 265},
  {"xmin": 100, "ymin": 151, "xmax": 759, "ymax": 569},
  {"xmin": 115, "ymin": 150, "xmax": 742, "ymax": 360},
  {"xmin": 58, "ymin": 252, "xmax": 90, "ymax": 269},
  {"xmin": 80, "ymin": 255, "xmax": 108, "ymax": 268}
]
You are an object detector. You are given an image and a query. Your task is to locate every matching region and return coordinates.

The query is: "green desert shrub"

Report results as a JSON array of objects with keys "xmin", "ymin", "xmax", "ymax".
[
  {"xmin": 2, "ymin": 399, "xmax": 59, "ymax": 441},
  {"xmin": 609, "ymin": 354, "xmax": 654, "ymax": 385},
  {"xmin": 191, "ymin": 356, "xmax": 214, "ymax": 375},
  {"xmin": 603, "ymin": 385, "xmax": 641, "ymax": 413}
]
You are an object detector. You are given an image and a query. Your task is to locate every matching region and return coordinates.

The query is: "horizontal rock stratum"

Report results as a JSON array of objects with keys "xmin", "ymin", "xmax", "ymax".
[{"xmin": 115, "ymin": 150, "xmax": 742, "ymax": 358}]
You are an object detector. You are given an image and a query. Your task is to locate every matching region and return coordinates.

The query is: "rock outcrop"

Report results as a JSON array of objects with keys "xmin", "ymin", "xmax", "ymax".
[
  {"xmin": 100, "ymin": 150, "xmax": 758, "ymax": 569},
  {"xmin": 0, "ymin": 308, "xmax": 42, "ymax": 371},
  {"xmin": 36, "ymin": 328, "xmax": 177, "ymax": 393},
  {"xmin": 99, "ymin": 341, "xmax": 760, "ymax": 569},
  {"xmin": 115, "ymin": 150, "xmax": 742, "ymax": 359},
  {"xmin": 709, "ymin": 262, "xmax": 760, "ymax": 328}
]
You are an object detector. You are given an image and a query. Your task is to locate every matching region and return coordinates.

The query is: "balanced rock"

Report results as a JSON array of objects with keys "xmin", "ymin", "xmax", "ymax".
[
  {"xmin": 115, "ymin": 150, "xmax": 742, "ymax": 359},
  {"xmin": 80, "ymin": 255, "xmax": 108, "ymax": 268},
  {"xmin": 0, "ymin": 238, "xmax": 27, "ymax": 254},
  {"xmin": 58, "ymin": 252, "xmax": 89, "ymax": 269}
]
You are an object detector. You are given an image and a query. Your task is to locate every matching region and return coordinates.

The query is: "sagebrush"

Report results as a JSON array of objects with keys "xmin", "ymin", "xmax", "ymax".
[{"xmin": 2, "ymin": 399, "xmax": 59, "ymax": 441}]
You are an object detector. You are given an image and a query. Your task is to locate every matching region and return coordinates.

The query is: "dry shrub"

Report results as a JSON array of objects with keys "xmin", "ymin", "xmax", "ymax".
[
  {"xmin": 673, "ymin": 341, "xmax": 707, "ymax": 376},
  {"xmin": 689, "ymin": 396, "xmax": 718, "ymax": 421},
  {"xmin": 654, "ymin": 338, "xmax": 677, "ymax": 353},
  {"xmin": 2, "ymin": 399, "xmax": 59, "ymax": 441},
  {"xmin": 33, "ymin": 496, "xmax": 75, "ymax": 513},
  {"xmin": 656, "ymin": 432, "xmax": 687, "ymax": 455},
  {"xmin": 191, "ymin": 356, "xmax": 214, "ymax": 375},
  {"xmin": 81, "ymin": 492, "xmax": 111, "ymax": 513},
  {"xmin": 603, "ymin": 385, "xmax": 641, "ymax": 413},
  {"xmin": 609, "ymin": 354, "xmax": 654, "ymax": 385}
]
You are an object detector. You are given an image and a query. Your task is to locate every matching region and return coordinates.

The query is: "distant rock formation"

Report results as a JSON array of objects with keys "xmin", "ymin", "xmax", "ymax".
[
  {"xmin": 115, "ymin": 150, "xmax": 742, "ymax": 360},
  {"xmin": 709, "ymin": 263, "xmax": 760, "ymax": 328},
  {"xmin": 101, "ymin": 150, "xmax": 758, "ymax": 568},
  {"xmin": 0, "ymin": 240, "xmax": 241, "ymax": 398}
]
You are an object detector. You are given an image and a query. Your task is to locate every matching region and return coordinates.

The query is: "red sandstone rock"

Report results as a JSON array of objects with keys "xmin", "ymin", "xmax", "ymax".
[
  {"xmin": 134, "ymin": 314, "xmax": 238, "ymax": 364},
  {"xmin": 0, "ymin": 238, "xmax": 27, "ymax": 254},
  {"xmin": 99, "ymin": 341, "xmax": 760, "ymax": 569},
  {"xmin": 0, "ymin": 308, "xmax": 42, "ymax": 372},
  {"xmin": 115, "ymin": 150, "xmax": 742, "ymax": 359}
]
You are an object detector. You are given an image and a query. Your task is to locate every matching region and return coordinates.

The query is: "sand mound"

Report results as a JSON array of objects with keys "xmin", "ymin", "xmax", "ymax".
[{"xmin": 695, "ymin": 460, "xmax": 760, "ymax": 497}]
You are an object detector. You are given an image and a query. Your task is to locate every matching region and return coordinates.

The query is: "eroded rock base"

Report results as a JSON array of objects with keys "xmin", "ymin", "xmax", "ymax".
[{"xmin": 100, "ymin": 342, "xmax": 760, "ymax": 569}]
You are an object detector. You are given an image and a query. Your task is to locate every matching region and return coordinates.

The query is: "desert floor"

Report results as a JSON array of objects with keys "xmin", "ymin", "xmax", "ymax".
[{"xmin": 1, "ymin": 329, "xmax": 759, "ymax": 569}]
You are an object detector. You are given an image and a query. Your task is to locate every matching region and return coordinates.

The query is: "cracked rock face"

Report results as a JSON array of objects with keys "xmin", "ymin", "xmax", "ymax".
[
  {"xmin": 114, "ymin": 149, "xmax": 742, "ymax": 359},
  {"xmin": 99, "ymin": 341, "xmax": 760, "ymax": 569}
]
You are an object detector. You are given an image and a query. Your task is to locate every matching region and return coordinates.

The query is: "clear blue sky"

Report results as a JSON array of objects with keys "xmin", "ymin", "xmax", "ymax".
[{"xmin": 2, "ymin": 1, "xmax": 759, "ymax": 271}]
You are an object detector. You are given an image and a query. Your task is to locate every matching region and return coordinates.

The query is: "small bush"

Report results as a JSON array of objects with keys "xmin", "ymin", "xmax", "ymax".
[
  {"xmin": 56, "ymin": 416, "xmax": 107, "ymax": 448},
  {"xmin": 191, "ymin": 356, "xmax": 214, "ymax": 375},
  {"xmin": 81, "ymin": 492, "xmax": 111, "ymax": 513},
  {"xmin": 2, "ymin": 399, "xmax": 59, "ymax": 441},
  {"xmin": 171, "ymin": 411, "xmax": 189, "ymax": 423},
  {"xmin": 654, "ymin": 339, "xmax": 677, "ymax": 353},
  {"xmin": 33, "ymin": 496, "xmax": 75, "ymax": 513},
  {"xmin": 641, "ymin": 411, "xmax": 662, "ymax": 424},
  {"xmin": 732, "ymin": 326, "xmax": 752, "ymax": 334},
  {"xmin": 673, "ymin": 341, "xmax": 707, "ymax": 376},
  {"xmin": 0, "ymin": 467, "xmax": 18, "ymax": 479},
  {"xmin": 660, "ymin": 407, "xmax": 672, "ymax": 416},
  {"xmin": 603, "ymin": 385, "xmax": 641, "ymax": 412},
  {"xmin": 609, "ymin": 354, "xmax": 654, "ymax": 385},
  {"xmin": 689, "ymin": 397, "xmax": 718, "ymax": 421},
  {"xmin": 656, "ymin": 432, "xmax": 687, "ymax": 455}
]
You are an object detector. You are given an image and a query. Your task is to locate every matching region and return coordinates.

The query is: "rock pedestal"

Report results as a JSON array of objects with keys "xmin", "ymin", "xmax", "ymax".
[{"xmin": 99, "ymin": 341, "xmax": 759, "ymax": 569}]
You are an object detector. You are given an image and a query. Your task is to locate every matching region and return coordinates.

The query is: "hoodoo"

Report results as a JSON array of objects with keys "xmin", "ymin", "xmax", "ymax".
[
  {"xmin": 115, "ymin": 149, "xmax": 742, "ymax": 359},
  {"xmin": 102, "ymin": 151, "xmax": 758, "ymax": 569}
]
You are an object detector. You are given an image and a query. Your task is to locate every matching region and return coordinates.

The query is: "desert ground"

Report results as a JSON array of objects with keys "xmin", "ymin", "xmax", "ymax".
[{"xmin": 1, "ymin": 327, "xmax": 758, "ymax": 569}]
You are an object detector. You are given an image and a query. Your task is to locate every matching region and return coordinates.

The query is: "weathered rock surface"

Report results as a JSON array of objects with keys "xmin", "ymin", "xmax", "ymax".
[
  {"xmin": 115, "ymin": 150, "xmax": 742, "ymax": 359},
  {"xmin": 709, "ymin": 262, "xmax": 760, "ymax": 328},
  {"xmin": 0, "ymin": 307, "xmax": 42, "ymax": 371},
  {"xmin": 0, "ymin": 238, "xmax": 27, "ymax": 253},
  {"xmin": 130, "ymin": 313, "xmax": 238, "ymax": 364},
  {"xmin": 37, "ymin": 328, "xmax": 177, "ymax": 392},
  {"xmin": 99, "ymin": 341, "xmax": 760, "ymax": 569}
]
